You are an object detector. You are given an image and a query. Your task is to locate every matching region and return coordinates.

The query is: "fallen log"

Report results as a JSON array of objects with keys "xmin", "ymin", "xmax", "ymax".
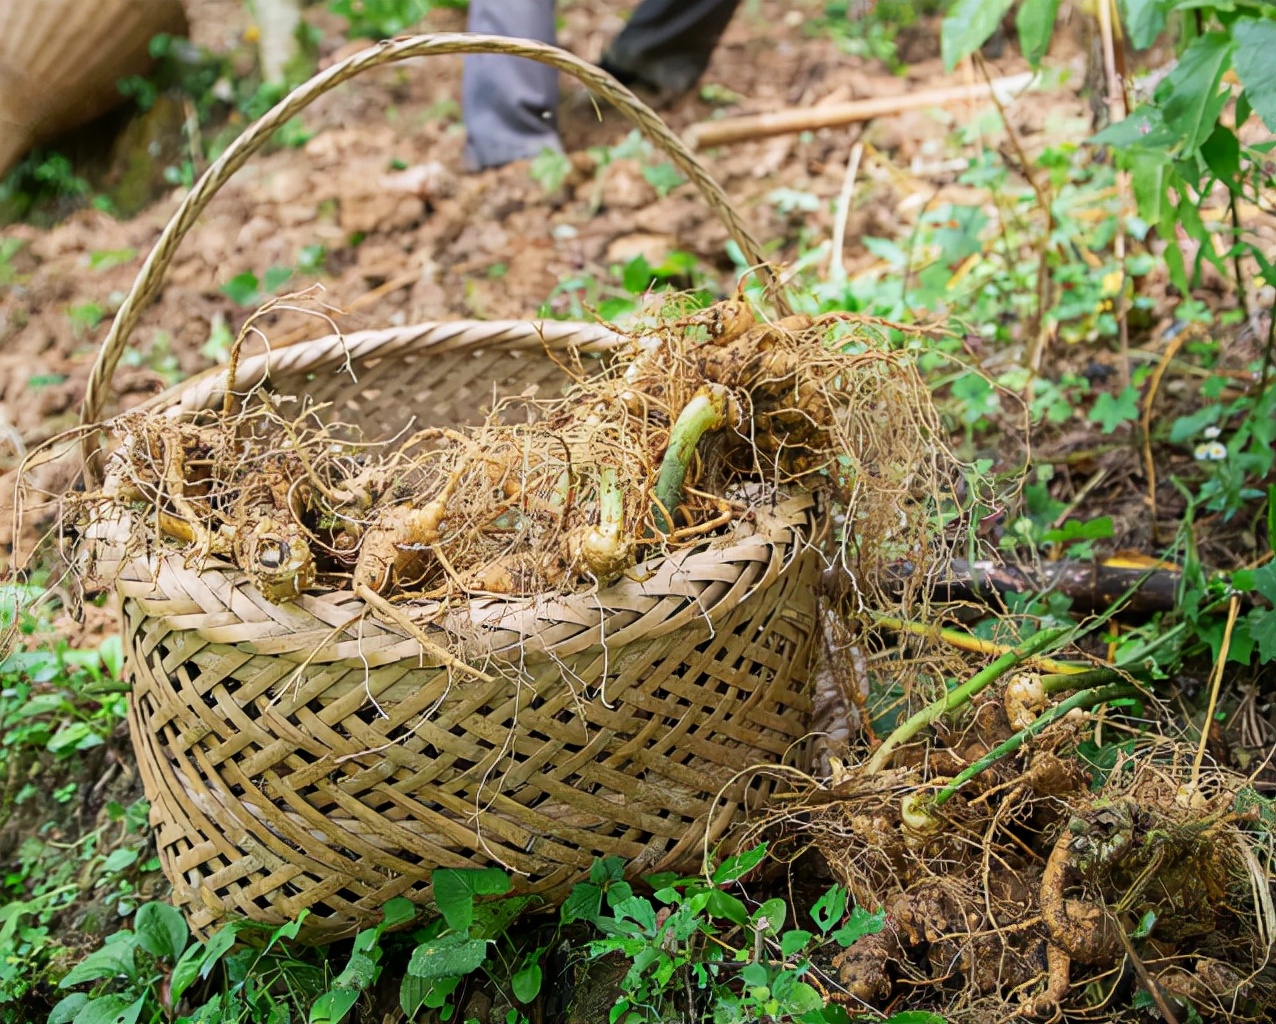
[{"xmin": 685, "ymin": 72, "xmax": 1035, "ymax": 149}]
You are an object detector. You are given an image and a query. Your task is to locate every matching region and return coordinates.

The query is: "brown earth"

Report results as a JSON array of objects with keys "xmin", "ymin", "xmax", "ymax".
[{"xmin": 0, "ymin": 0, "xmax": 1111, "ymax": 568}]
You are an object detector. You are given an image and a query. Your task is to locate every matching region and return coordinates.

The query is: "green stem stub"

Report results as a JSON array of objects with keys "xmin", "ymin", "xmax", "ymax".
[
  {"xmin": 577, "ymin": 465, "xmax": 632, "ymax": 582},
  {"xmin": 866, "ymin": 625, "xmax": 1072, "ymax": 775},
  {"xmin": 930, "ymin": 683, "xmax": 1137, "ymax": 807},
  {"xmin": 652, "ymin": 384, "xmax": 734, "ymax": 536}
]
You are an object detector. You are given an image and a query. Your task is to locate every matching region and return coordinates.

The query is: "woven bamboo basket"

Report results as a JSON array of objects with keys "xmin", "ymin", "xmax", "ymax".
[
  {"xmin": 78, "ymin": 36, "xmax": 820, "ymax": 942},
  {"xmin": 0, "ymin": 0, "xmax": 188, "ymax": 177}
]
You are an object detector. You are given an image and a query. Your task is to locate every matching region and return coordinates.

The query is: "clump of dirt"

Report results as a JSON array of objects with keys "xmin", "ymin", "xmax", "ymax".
[
  {"xmin": 65, "ymin": 295, "xmax": 954, "ymax": 607},
  {"xmin": 794, "ymin": 697, "xmax": 1276, "ymax": 1022}
]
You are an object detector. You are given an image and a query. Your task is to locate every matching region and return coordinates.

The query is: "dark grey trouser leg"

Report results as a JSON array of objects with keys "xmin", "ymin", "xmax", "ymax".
[
  {"xmin": 462, "ymin": 0, "xmax": 561, "ymax": 169},
  {"xmin": 602, "ymin": 0, "xmax": 741, "ymax": 95}
]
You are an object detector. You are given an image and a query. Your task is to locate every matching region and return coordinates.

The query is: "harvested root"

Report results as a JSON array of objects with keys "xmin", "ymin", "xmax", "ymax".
[
  {"xmin": 73, "ymin": 294, "xmax": 953, "ymax": 608},
  {"xmin": 790, "ymin": 710, "xmax": 1276, "ymax": 1022}
]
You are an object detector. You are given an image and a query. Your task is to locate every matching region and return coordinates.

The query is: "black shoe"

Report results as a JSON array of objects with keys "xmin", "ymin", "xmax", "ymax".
[{"xmin": 598, "ymin": 52, "xmax": 695, "ymax": 108}]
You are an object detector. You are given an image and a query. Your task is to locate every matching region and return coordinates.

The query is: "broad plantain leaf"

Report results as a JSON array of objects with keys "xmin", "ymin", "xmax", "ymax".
[
  {"xmin": 73, "ymin": 995, "xmax": 144, "ymax": 1024},
  {"xmin": 59, "ymin": 943, "xmax": 137, "ymax": 989},
  {"xmin": 133, "ymin": 902, "xmax": 188, "ymax": 963},
  {"xmin": 511, "ymin": 964, "xmax": 542, "ymax": 1003}
]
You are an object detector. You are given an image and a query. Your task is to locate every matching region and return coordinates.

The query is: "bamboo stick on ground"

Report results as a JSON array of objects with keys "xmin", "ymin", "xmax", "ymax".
[{"xmin": 686, "ymin": 72, "xmax": 1035, "ymax": 149}]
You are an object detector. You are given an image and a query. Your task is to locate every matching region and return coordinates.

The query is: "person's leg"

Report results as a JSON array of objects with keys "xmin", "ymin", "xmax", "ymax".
[
  {"xmin": 601, "ymin": 0, "xmax": 741, "ymax": 97},
  {"xmin": 462, "ymin": 0, "xmax": 561, "ymax": 170}
]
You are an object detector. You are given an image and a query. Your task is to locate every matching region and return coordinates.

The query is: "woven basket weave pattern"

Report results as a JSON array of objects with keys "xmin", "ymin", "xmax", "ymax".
[{"xmin": 108, "ymin": 324, "xmax": 819, "ymax": 940}]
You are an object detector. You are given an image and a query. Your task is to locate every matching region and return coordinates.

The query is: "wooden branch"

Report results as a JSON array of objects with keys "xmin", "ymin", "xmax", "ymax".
[
  {"xmin": 879, "ymin": 558, "xmax": 1181, "ymax": 614},
  {"xmin": 686, "ymin": 72, "xmax": 1035, "ymax": 149}
]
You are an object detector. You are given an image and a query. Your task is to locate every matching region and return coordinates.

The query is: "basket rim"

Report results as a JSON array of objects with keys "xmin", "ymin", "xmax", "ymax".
[
  {"xmin": 100, "ymin": 491, "xmax": 816, "ymax": 665},
  {"xmin": 136, "ymin": 319, "xmax": 627, "ymax": 418}
]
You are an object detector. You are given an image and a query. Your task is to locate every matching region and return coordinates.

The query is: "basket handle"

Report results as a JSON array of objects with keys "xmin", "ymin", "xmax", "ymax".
[{"xmin": 78, "ymin": 32, "xmax": 785, "ymax": 484}]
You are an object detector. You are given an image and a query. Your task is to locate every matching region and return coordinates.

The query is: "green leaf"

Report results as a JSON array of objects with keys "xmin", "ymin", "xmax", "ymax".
[
  {"xmin": 712, "ymin": 842, "xmax": 768, "ymax": 883},
  {"xmin": 49, "ymin": 994, "xmax": 87, "ymax": 1024},
  {"xmin": 199, "ymin": 922, "xmax": 241, "ymax": 973},
  {"xmin": 1016, "ymin": 0, "xmax": 1061, "ymax": 65},
  {"xmin": 406, "ymin": 933, "xmax": 489, "ymax": 981},
  {"xmin": 101, "ymin": 848, "xmax": 140, "ymax": 873},
  {"xmin": 1119, "ymin": 0, "xmax": 1168, "ymax": 49},
  {"xmin": 614, "ymin": 895, "xmax": 657, "ymax": 934},
  {"xmin": 604, "ymin": 884, "xmax": 635, "ymax": 917},
  {"xmin": 1236, "ymin": 90, "xmax": 1253, "ymax": 128},
  {"xmin": 59, "ymin": 943, "xmax": 137, "ymax": 988},
  {"xmin": 883, "ymin": 1014, "xmax": 948, "ymax": 1024},
  {"xmin": 941, "ymin": 0, "xmax": 1016, "ymax": 70},
  {"xmin": 334, "ymin": 951, "xmax": 379, "ymax": 990},
  {"xmin": 1088, "ymin": 386, "xmax": 1141, "ymax": 433},
  {"xmin": 1233, "ymin": 17, "xmax": 1276, "ymax": 132},
  {"xmin": 220, "ymin": 271, "xmax": 260, "ymax": 306},
  {"xmin": 48, "ymin": 722, "xmax": 99, "ymax": 755},
  {"xmin": 1201, "ymin": 124, "xmax": 1241, "ymax": 186},
  {"xmin": 740, "ymin": 962, "xmax": 769, "ymax": 988},
  {"xmin": 1042, "ymin": 517, "xmax": 1114, "ymax": 544},
  {"xmin": 1093, "ymin": 105, "xmax": 1173, "ymax": 149},
  {"xmin": 832, "ymin": 906, "xmax": 886, "ymax": 948},
  {"xmin": 705, "ymin": 889, "xmax": 750, "ymax": 926},
  {"xmin": 88, "ymin": 249, "xmax": 137, "ymax": 271},
  {"xmin": 751, "ymin": 897, "xmax": 787, "ymax": 936},
  {"xmin": 1269, "ymin": 484, "xmax": 1276, "ymax": 552},
  {"xmin": 1163, "ymin": 232, "xmax": 1189, "ymax": 294},
  {"xmin": 380, "ymin": 897, "xmax": 416, "ymax": 930},
  {"xmin": 950, "ymin": 372, "xmax": 999, "ymax": 425},
  {"xmin": 263, "ymin": 265, "xmax": 294, "ymax": 294},
  {"xmin": 529, "ymin": 147, "xmax": 571, "ymax": 192},
  {"xmin": 1169, "ymin": 403, "xmax": 1223, "ymax": 443},
  {"xmin": 589, "ymin": 857, "xmax": 626, "ymax": 885},
  {"xmin": 511, "ymin": 964, "xmax": 542, "ymax": 1003},
  {"xmin": 778, "ymin": 979, "xmax": 824, "ymax": 1014},
  {"xmin": 1156, "ymin": 33, "xmax": 1234, "ymax": 151},
  {"xmin": 72, "ymin": 995, "xmax": 144, "ymax": 1024},
  {"xmin": 431, "ymin": 867, "xmax": 510, "ymax": 933},
  {"xmin": 642, "ymin": 162, "xmax": 685, "ymax": 197},
  {"xmin": 309, "ymin": 989, "xmax": 360, "ymax": 1024},
  {"xmin": 170, "ymin": 944, "xmax": 205, "ymax": 1005},
  {"xmin": 470, "ymin": 895, "xmax": 535, "ymax": 940},
  {"xmin": 561, "ymin": 882, "xmax": 603, "ymax": 925},
  {"xmin": 400, "ymin": 974, "xmax": 431, "ymax": 1018},
  {"xmin": 1250, "ymin": 563, "xmax": 1276, "ymax": 603},
  {"xmin": 1250, "ymin": 609, "xmax": 1276, "ymax": 663},
  {"xmin": 171, "ymin": 920, "xmax": 243, "ymax": 1003},
  {"xmin": 134, "ymin": 902, "xmax": 189, "ymax": 962},
  {"xmin": 780, "ymin": 929, "xmax": 813, "ymax": 958},
  {"xmin": 811, "ymin": 885, "xmax": 847, "ymax": 934},
  {"xmin": 622, "ymin": 255, "xmax": 655, "ymax": 295}
]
